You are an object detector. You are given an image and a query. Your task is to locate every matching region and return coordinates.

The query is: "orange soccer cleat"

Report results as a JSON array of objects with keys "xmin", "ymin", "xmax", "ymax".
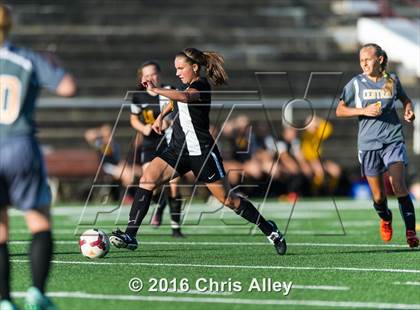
[{"xmin": 380, "ymin": 219, "xmax": 393, "ymax": 242}]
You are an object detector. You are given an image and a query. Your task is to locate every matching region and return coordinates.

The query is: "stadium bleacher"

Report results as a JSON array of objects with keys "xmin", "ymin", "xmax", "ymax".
[{"xmin": 5, "ymin": 0, "xmax": 419, "ymax": 199}]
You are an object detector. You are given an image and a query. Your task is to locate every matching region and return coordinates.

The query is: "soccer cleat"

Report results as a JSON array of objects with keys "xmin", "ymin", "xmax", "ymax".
[
  {"xmin": 151, "ymin": 212, "xmax": 162, "ymax": 228},
  {"xmin": 380, "ymin": 219, "xmax": 393, "ymax": 242},
  {"xmin": 0, "ymin": 300, "xmax": 20, "ymax": 310},
  {"xmin": 24, "ymin": 287, "xmax": 56, "ymax": 310},
  {"xmin": 109, "ymin": 228, "xmax": 138, "ymax": 250},
  {"xmin": 266, "ymin": 220, "xmax": 287, "ymax": 255},
  {"xmin": 406, "ymin": 230, "xmax": 419, "ymax": 248},
  {"xmin": 171, "ymin": 229, "xmax": 185, "ymax": 238}
]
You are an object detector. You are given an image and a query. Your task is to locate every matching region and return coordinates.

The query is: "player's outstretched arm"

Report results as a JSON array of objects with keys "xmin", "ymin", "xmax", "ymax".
[
  {"xmin": 144, "ymin": 80, "xmax": 200, "ymax": 103},
  {"xmin": 56, "ymin": 74, "xmax": 77, "ymax": 97}
]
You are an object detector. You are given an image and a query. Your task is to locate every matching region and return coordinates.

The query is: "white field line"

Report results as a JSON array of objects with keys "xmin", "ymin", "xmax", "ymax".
[
  {"xmin": 8, "ymin": 229, "xmax": 358, "ymax": 236},
  {"xmin": 8, "ymin": 240, "xmax": 411, "ymax": 248},
  {"xmin": 7, "ymin": 201, "xmax": 376, "ymax": 218},
  {"xmin": 9, "ymin": 291, "xmax": 420, "ymax": 309},
  {"xmin": 167, "ymin": 289, "xmax": 233, "ymax": 296},
  {"xmin": 10, "ymin": 259, "xmax": 420, "ymax": 274},
  {"xmin": 292, "ymin": 285, "xmax": 350, "ymax": 291},
  {"xmin": 393, "ymin": 282, "xmax": 420, "ymax": 286}
]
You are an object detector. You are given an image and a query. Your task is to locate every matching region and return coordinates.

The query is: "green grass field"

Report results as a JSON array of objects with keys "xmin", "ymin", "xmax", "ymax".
[{"xmin": 6, "ymin": 198, "xmax": 420, "ymax": 310}]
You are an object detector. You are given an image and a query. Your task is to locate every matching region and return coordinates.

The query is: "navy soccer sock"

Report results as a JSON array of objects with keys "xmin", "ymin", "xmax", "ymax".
[
  {"xmin": 30, "ymin": 231, "xmax": 53, "ymax": 294},
  {"xmin": 373, "ymin": 199, "xmax": 392, "ymax": 222},
  {"xmin": 0, "ymin": 243, "xmax": 10, "ymax": 300},
  {"xmin": 398, "ymin": 195, "xmax": 416, "ymax": 231}
]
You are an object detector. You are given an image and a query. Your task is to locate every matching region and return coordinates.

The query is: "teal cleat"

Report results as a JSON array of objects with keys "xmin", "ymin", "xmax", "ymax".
[
  {"xmin": 24, "ymin": 287, "xmax": 57, "ymax": 310},
  {"xmin": 0, "ymin": 300, "xmax": 20, "ymax": 310}
]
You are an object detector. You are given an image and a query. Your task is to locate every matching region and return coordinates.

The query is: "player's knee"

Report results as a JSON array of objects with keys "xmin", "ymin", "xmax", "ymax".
[
  {"xmin": 25, "ymin": 207, "xmax": 51, "ymax": 234},
  {"xmin": 139, "ymin": 174, "xmax": 157, "ymax": 191},
  {"xmin": 391, "ymin": 184, "xmax": 408, "ymax": 197},
  {"xmin": 222, "ymin": 196, "xmax": 240, "ymax": 210},
  {"xmin": 372, "ymin": 193, "xmax": 386, "ymax": 204},
  {"xmin": 0, "ymin": 229, "xmax": 8, "ymax": 244}
]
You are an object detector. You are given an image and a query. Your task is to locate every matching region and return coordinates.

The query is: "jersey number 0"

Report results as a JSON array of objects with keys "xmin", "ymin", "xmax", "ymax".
[{"xmin": 0, "ymin": 75, "xmax": 21, "ymax": 125}]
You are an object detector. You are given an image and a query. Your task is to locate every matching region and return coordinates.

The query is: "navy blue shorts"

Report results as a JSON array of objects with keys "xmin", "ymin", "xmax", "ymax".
[
  {"xmin": 0, "ymin": 136, "xmax": 51, "ymax": 211},
  {"xmin": 159, "ymin": 145, "xmax": 225, "ymax": 183},
  {"xmin": 358, "ymin": 141, "xmax": 408, "ymax": 177}
]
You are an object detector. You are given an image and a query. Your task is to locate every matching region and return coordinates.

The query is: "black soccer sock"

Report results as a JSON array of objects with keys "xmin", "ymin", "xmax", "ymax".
[
  {"xmin": 156, "ymin": 192, "xmax": 168, "ymax": 217},
  {"xmin": 125, "ymin": 187, "xmax": 153, "ymax": 237},
  {"xmin": 234, "ymin": 198, "xmax": 273, "ymax": 236},
  {"xmin": 29, "ymin": 231, "xmax": 53, "ymax": 294},
  {"xmin": 373, "ymin": 199, "xmax": 392, "ymax": 222},
  {"xmin": 0, "ymin": 243, "xmax": 11, "ymax": 300},
  {"xmin": 169, "ymin": 196, "xmax": 182, "ymax": 231},
  {"xmin": 398, "ymin": 195, "xmax": 416, "ymax": 231}
]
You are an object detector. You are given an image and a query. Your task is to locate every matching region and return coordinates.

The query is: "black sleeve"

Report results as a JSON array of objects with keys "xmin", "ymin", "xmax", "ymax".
[
  {"xmin": 189, "ymin": 79, "xmax": 210, "ymax": 101},
  {"xmin": 189, "ymin": 80, "xmax": 206, "ymax": 91},
  {"xmin": 132, "ymin": 92, "xmax": 141, "ymax": 104}
]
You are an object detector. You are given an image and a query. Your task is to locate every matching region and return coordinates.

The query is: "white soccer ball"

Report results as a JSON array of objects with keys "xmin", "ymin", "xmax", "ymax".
[{"xmin": 79, "ymin": 229, "xmax": 110, "ymax": 259}]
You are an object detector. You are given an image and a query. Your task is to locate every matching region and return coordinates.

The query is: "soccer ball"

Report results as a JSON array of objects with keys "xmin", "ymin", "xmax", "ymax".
[{"xmin": 79, "ymin": 229, "xmax": 110, "ymax": 259}]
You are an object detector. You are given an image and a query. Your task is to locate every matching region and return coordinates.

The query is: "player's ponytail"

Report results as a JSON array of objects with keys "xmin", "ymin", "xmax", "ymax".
[
  {"xmin": 379, "ymin": 50, "xmax": 394, "ymax": 96},
  {"xmin": 0, "ymin": 4, "xmax": 12, "ymax": 45},
  {"xmin": 178, "ymin": 48, "xmax": 228, "ymax": 86},
  {"xmin": 361, "ymin": 43, "xmax": 394, "ymax": 96},
  {"xmin": 202, "ymin": 51, "xmax": 228, "ymax": 86}
]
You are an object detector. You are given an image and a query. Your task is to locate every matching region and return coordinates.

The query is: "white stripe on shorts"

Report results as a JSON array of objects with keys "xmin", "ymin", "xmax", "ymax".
[{"xmin": 211, "ymin": 152, "xmax": 224, "ymax": 178}]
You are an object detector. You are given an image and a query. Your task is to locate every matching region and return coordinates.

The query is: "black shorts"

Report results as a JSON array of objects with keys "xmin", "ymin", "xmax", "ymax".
[
  {"xmin": 128, "ymin": 142, "xmax": 167, "ymax": 165},
  {"xmin": 158, "ymin": 145, "xmax": 226, "ymax": 183}
]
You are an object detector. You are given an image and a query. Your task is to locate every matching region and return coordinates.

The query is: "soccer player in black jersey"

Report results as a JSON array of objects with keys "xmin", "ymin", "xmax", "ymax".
[
  {"xmin": 121, "ymin": 61, "xmax": 184, "ymax": 237},
  {"xmin": 110, "ymin": 48, "xmax": 286, "ymax": 255}
]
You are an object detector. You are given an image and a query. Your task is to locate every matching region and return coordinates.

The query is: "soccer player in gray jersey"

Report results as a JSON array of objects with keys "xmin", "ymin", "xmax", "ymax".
[
  {"xmin": 336, "ymin": 43, "xmax": 418, "ymax": 248},
  {"xmin": 0, "ymin": 5, "xmax": 76, "ymax": 310}
]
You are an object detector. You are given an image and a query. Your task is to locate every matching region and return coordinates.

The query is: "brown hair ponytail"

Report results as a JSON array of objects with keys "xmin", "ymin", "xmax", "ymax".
[
  {"xmin": 202, "ymin": 51, "xmax": 228, "ymax": 86},
  {"xmin": 361, "ymin": 43, "xmax": 394, "ymax": 96},
  {"xmin": 178, "ymin": 48, "xmax": 228, "ymax": 86},
  {"xmin": 0, "ymin": 4, "xmax": 12, "ymax": 45}
]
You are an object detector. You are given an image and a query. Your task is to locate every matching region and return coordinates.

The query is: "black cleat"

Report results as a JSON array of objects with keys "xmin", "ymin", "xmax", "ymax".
[
  {"xmin": 266, "ymin": 220, "xmax": 287, "ymax": 255},
  {"xmin": 109, "ymin": 228, "xmax": 138, "ymax": 250},
  {"xmin": 171, "ymin": 229, "xmax": 185, "ymax": 238}
]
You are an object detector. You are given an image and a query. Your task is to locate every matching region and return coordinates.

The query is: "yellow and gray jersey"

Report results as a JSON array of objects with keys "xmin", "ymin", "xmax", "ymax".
[
  {"xmin": 340, "ymin": 73, "xmax": 409, "ymax": 151},
  {"xmin": 0, "ymin": 42, "xmax": 66, "ymax": 137},
  {"xmin": 130, "ymin": 86, "xmax": 174, "ymax": 149}
]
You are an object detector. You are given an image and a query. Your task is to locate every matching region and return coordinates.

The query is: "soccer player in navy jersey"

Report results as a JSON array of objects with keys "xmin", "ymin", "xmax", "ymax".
[
  {"xmin": 336, "ymin": 43, "xmax": 418, "ymax": 248},
  {"xmin": 0, "ymin": 4, "xmax": 77, "ymax": 310},
  {"xmin": 110, "ymin": 48, "xmax": 287, "ymax": 255}
]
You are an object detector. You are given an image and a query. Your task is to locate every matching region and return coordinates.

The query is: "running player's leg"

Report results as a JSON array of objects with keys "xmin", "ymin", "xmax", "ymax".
[
  {"xmin": 366, "ymin": 175, "xmax": 393, "ymax": 242},
  {"xmin": 110, "ymin": 157, "xmax": 177, "ymax": 249},
  {"xmin": 146, "ymin": 159, "xmax": 167, "ymax": 228},
  {"xmin": 366, "ymin": 174, "xmax": 391, "ymax": 219},
  {"xmin": 25, "ymin": 206, "xmax": 53, "ymax": 295},
  {"xmin": 0, "ymin": 207, "xmax": 11, "ymax": 303},
  {"xmin": 4, "ymin": 137, "xmax": 56, "ymax": 309},
  {"xmin": 151, "ymin": 186, "xmax": 167, "ymax": 227},
  {"xmin": 388, "ymin": 162, "xmax": 418, "ymax": 247},
  {"xmin": 206, "ymin": 178, "xmax": 286, "ymax": 255},
  {"xmin": 168, "ymin": 178, "xmax": 184, "ymax": 237}
]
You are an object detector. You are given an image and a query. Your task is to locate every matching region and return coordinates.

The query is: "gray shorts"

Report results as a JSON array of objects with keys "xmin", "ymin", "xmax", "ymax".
[
  {"xmin": 358, "ymin": 141, "xmax": 408, "ymax": 177},
  {"xmin": 0, "ymin": 135, "xmax": 51, "ymax": 211}
]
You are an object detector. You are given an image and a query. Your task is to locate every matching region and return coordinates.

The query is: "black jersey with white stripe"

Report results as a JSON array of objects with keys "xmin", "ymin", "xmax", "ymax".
[{"xmin": 170, "ymin": 78, "xmax": 214, "ymax": 155}]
